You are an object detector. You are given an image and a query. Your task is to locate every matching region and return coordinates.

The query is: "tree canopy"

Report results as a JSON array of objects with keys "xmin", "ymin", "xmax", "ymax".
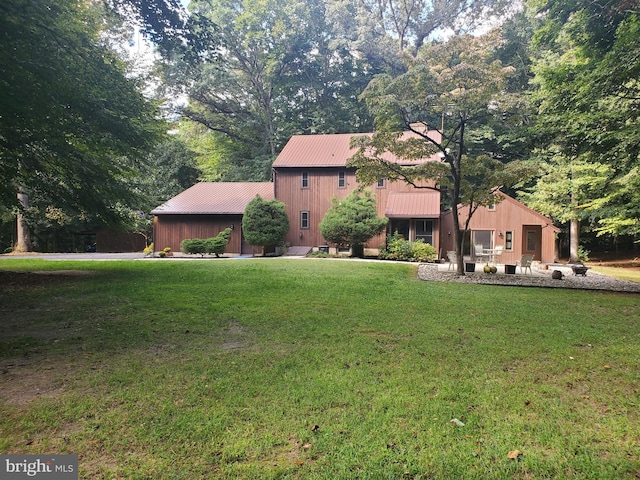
[
  {"xmin": 0, "ymin": 0, "xmax": 166, "ymax": 250},
  {"xmin": 527, "ymin": 0, "xmax": 640, "ymax": 252},
  {"xmin": 348, "ymin": 32, "xmax": 530, "ymax": 273}
]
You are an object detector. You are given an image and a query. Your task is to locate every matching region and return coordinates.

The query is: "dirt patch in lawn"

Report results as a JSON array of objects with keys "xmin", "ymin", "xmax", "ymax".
[
  {"xmin": 0, "ymin": 357, "xmax": 79, "ymax": 405},
  {"xmin": 0, "ymin": 269, "xmax": 96, "ymax": 291}
]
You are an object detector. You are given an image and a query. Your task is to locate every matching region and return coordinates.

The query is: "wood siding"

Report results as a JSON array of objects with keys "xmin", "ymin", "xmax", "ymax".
[
  {"xmin": 440, "ymin": 195, "xmax": 559, "ymax": 264},
  {"xmin": 274, "ymin": 167, "xmax": 439, "ymax": 252},
  {"xmin": 153, "ymin": 214, "xmax": 243, "ymax": 254}
]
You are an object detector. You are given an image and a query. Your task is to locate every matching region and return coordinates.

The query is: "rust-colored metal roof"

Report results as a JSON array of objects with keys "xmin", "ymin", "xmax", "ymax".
[
  {"xmin": 151, "ymin": 182, "xmax": 274, "ymax": 215},
  {"xmin": 385, "ymin": 191, "xmax": 441, "ymax": 218},
  {"xmin": 272, "ymin": 131, "xmax": 443, "ymax": 168}
]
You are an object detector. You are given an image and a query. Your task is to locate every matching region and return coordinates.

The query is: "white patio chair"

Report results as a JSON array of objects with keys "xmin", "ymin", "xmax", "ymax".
[
  {"xmin": 474, "ymin": 244, "xmax": 489, "ymax": 263},
  {"xmin": 447, "ymin": 251, "xmax": 457, "ymax": 271},
  {"xmin": 516, "ymin": 254, "xmax": 534, "ymax": 274}
]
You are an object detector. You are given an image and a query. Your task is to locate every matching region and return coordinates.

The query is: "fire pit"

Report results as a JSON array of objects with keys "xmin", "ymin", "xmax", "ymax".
[{"xmin": 571, "ymin": 263, "xmax": 589, "ymax": 276}]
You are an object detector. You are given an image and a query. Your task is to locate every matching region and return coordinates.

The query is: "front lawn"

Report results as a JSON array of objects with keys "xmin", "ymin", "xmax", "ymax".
[{"xmin": 1, "ymin": 259, "xmax": 638, "ymax": 479}]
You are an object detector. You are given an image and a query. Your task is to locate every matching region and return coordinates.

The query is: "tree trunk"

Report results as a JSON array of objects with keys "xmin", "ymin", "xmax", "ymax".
[
  {"xmin": 569, "ymin": 219, "xmax": 579, "ymax": 263},
  {"xmin": 15, "ymin": 191, "xmax": 32, "ymax": 252}
]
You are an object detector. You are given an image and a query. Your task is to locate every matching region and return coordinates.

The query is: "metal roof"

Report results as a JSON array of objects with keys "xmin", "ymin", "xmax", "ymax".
[
  {"xmin": 272, "ymin": 131, "xmax": 443, "ymax": 168},
  {"xmin": 385, "ymin": 191, "xmax": 441, "ymax": 218},
  {"xmin": 151, "ymin": 182, "xmax": 274, "ymax": 215}
]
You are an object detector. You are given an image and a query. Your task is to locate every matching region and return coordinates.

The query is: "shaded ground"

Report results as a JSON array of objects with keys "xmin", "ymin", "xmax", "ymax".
[{"xmin": 588, "ymin": 252, "xmax": 640, "ymax": 271}]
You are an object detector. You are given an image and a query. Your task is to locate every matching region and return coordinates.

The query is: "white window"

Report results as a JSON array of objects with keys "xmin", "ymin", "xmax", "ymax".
[
  {"xmin": 505, "ymin": 231, "xmax": 513, "ymax": 250},
  {"xmin": 338, "ymin": 171, "xmax": 346, "ymax": 188},
  {"xmin": 301, "ymin": 171, "xmax": 309, "ymax": 188},
  {"xmin": 377, "ymin": 179, "xmax": 385, "ymax": 188},
  {"xmin": 300, "ymin": 211, "xmax": 310, "ymax": 229}
]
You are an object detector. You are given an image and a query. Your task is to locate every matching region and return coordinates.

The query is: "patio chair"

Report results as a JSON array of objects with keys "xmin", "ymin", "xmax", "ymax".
[
  {"xmin": 474, "ymin": 244, "xmax": 489, "ymax": 263},
  {"xmin": 447, "ymin": 251, "xmax": 457, "ymax": 271},
  {"xmin": 492, "ymin": 245, "xmax": 504, "ymax": 262},
  {"xmin": 516, "ymin": 254, "xmax": 534, "ymax": 274}
]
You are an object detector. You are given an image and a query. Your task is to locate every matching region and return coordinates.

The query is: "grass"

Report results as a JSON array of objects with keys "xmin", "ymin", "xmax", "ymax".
[
  {"xmin": 0, "ymin": 258, "xmax": 639, "ymax": 479},
  {"xmin": 591, "ymin": 265, "xmax": 640, "ymax": 283}
]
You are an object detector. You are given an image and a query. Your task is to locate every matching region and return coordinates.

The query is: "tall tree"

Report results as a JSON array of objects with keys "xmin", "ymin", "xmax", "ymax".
[
  {"xmin": 327, "ymin": 0, "xmax": 513, "ymax": 73},
  {"xmin": 528, "ymin": 0, "xmax": 640, "ymax": 253},
  {"xmin": 518, "ymin": 152, "xmax": 613, "ymax": 261},
  {"xmin": 348, "ymin": 32, "xmax": 529, "ymax": 274},
  {"xmin": 172, "ymin": 0, "xmax": 375, "ymax": 181},
  {"xmin": 0, "ymin": 0, "xmax": 163, "ymax": 251}
]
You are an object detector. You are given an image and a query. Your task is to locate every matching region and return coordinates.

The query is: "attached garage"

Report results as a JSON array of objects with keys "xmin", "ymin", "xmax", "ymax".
[{"xmin": 151, "ymin": 182, "xmax": 274, "ymax": 255}]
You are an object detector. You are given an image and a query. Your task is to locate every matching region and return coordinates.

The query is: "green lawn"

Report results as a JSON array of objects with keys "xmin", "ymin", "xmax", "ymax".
[{"xmin": 1, "ymin": 259, "xmax": 639, "ymax": 479}]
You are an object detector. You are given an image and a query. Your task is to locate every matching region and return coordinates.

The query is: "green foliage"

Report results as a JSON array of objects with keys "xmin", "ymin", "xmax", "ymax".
[
  {"xmin": 410, "ymin": 240, "xmax": 438, "ymax": 262},
  {"xmin": 205, "ymin": 228, "xmax": 232, "ymax": 257},
  {"xmin": 349, "ymin": 32, "xmax": 527, "ymax": 272},
  {"xmin": 181, "ymin": 228, "xmax": 232, "ymax": 257},
  {"xmin": 577, "ymin": 246, "xmax": 590, "ymax": 263},
  {"xmin": 0, "ymin": 0, "xmax": 165, "ymax": 252},
  {"xmin": 319, "ymin": 190, "xmax": 388, "ymax": 256},
  {"xmin": 379, "ymin": 232, "xmax": 438, "ymax": 262},
  {"xmin": 181, "ymin": 238, "xmax": 208, "ymax": 257},
  {"xmin": 529, "ymin": 2, "xmax": 640, "ymax": 236},
  {"xmin": 1, "ymin": 259, "xmax": 638, "ymax": 478},
  {"xmin": 177, "ymin": 0, "xmax": 374, "ymax": 181},
  {"xmin": 242, "ymin": 196, "xmax": 289, "ymax": 248}
]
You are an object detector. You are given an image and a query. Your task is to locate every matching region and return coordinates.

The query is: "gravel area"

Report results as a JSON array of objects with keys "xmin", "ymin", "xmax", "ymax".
[{"xmin": 417, "ymin": 263, "xmax": 640, "ymax": 293}]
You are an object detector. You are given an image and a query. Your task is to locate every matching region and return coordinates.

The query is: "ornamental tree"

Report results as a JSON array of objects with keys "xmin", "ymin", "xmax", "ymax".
[
  {"xmin": 319, "ymin": 189, "xmax": 388, "ymax": 258},
  {"xmin": 348, "ymin": 32, "xmax": 529, "ymax": 274},
  {"xmin": 242, "ymin": 196, "xmax": 290, "ymax": 251}
]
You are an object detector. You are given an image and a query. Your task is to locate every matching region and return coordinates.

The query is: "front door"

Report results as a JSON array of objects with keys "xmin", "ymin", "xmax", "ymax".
[{"xmin": 522, "ymin": 226, "xmax": 541, "ymax": 260}]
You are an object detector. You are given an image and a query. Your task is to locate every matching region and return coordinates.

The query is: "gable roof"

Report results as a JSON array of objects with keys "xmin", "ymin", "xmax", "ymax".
[
  {"xmin": 151, "ymin": 182, "xmax": 274, "ymax": 215},
  {"xmin": 272, "ymin": 131, "xmax": 442, "ymax": 168},
  {"xmin": 442, "ymin": 190, "xmax": 561, "ymax": 231},
  {"xmin": 497, "ymin": 192, "xmax": 561, "ymax": 231},
  {"xmin": 385, "ymin": 192, "xmax": 441, "ymax": 218}
]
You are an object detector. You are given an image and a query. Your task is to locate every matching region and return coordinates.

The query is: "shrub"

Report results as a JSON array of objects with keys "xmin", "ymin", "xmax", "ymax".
[
  {"xmin": 143, "ymin": 243, "xmax": 154, "ymax": 256},
  {"xmin": 181, "ymin": 228, "xmax": 233, "ymax": 257},
  {"xmin": 205, "ymin": 228, "xmax": 232, "ymax": 257},
  {"xmin": 243, "ymin": 196, "xmax": 289, "ymax": 249},
  {"xmin": 410, "ymin": 240, "xmax": 438, "ymax": 262},
  {"xmin": 319, "ymin": 190, "xmax": 387, "ymax": 257},
  {"xmin": 181, "ymin": 238, "xmax": 208, "ymax": 257},
  {"xmin": 379, "ymin": 232, "xmax": 413, "ymax": 261},
  {"xmin": 379, "ymin": 232, "xmax": 437, "ymax": 262}
]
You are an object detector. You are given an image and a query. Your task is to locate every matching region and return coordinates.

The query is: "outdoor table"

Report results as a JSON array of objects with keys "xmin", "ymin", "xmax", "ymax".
[{"xmin": 483, "ymin": 248, "xmax": 497, "ymax": 263}]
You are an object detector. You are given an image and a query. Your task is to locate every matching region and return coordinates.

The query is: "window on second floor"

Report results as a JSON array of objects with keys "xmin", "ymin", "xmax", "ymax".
[
  {"xmin": 377, "ymin": 179, "xmax": 386, "ymax": 188},
  {"xmin": 301, "ymin": 171, "xmax": 309, "ymax": 188},
  {"xmin": 338, "ymin": 171, "xmax": 346, "ymax": 188}
]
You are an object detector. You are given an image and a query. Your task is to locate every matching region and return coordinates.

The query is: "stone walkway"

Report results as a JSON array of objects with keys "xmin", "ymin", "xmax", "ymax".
[{"xmin": 417, "ymin": 262, "xmax": 640, "ymax": 293}]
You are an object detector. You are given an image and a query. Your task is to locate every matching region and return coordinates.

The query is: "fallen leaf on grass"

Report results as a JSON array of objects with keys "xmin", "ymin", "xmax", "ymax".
[
  {"xmin": 450, "ymin": 418, "xmax": 465, "ymax": 427},
  {"xmin": 508, "ymin": 450, "xmax": 523, "ymax": 460},
  {"xmin": 604, "ymin": 365, "xmax": 612, "ymax": 369}
]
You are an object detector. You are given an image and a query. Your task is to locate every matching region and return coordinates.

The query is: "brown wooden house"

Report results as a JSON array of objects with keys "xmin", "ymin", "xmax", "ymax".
[
  {"xmin": 152, "ymin": 131, "xmax": 559, "ymax": 262},
  {"xmin": 440, "ymin": 192, "xmax": 560, "ymax": 264},
  {"xmin": 151, "ymin": 182, "xmax": 274, "ymax": 254},
  {"xmin": 271, "ymin": 132, "xmax": 442, "ymax": 254}
]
